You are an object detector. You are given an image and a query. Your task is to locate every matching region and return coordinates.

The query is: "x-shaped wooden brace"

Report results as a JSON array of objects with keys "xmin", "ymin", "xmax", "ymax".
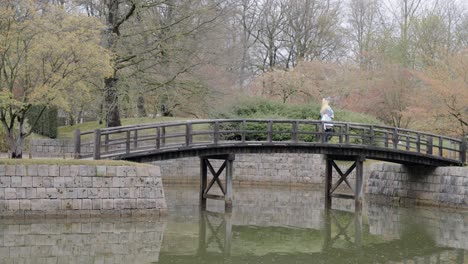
[
  {"xmin": 204, "ymin": 213, "xmax": 226, "ymax": 251},
  {"xmin": 329, "ymin": 212, "xmax": 354, "ymax": 245},
  {"xmin": 330, "ymin": 161, "xmax": 356, "ymax": 195},
  {"xmin": 204, "ymin": 159, "xmax": 226, "ymax": 196}
]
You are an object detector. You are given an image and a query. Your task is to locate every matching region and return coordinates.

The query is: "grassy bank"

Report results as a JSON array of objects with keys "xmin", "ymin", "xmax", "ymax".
[{"xmin": 0, "ymin": 158, "xmax": 148, "ymax": 166}]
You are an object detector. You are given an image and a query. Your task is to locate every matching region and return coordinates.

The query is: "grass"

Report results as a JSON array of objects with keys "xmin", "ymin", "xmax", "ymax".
[{"xmin": 0, "ymin": 158, "xmax": 148, "ymax": 166}]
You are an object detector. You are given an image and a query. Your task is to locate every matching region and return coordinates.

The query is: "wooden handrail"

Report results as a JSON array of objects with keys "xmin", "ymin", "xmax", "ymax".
[{"xmin": 73, "ymin": 119, "xmax": 466, "ymax": 165}]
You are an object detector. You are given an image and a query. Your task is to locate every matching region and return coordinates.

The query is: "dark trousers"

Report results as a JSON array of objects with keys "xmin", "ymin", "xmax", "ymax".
[{"xmin": 325, "ymin": 128, "xmax": 333, "ymax": 142}]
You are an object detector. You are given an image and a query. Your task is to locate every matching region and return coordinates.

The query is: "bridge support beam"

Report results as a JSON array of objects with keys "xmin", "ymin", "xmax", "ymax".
[
  {"xmin": 200, "ymin": 154, "xmax": 235, "ymax": 212},
  {"xmin": 324, "ymin": 155, "xmax": 365, "ymax": 211}
]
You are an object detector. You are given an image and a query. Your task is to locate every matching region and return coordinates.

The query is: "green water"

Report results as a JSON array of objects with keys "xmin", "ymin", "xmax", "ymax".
[
  {"xmin": 0, "ymin": 185, "xmax": 466, "ymax": 263},
  {"xmin": 160, "ymin": 185, "xmax": 468, "ymax": 264}
]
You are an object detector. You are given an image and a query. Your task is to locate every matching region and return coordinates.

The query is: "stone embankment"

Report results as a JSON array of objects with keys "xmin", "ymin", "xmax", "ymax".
[{"xmin": 0, "ymin": 164, "xmax": 167, "ymax": 217}]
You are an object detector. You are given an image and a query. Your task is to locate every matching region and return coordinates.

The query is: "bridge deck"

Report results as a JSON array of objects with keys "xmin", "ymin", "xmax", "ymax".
[{"xmin": 74, "ymin": 119, "xmax": 467, "ymax": 166}]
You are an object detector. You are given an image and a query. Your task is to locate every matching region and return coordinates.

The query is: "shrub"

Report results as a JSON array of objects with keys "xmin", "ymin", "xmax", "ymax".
[{"xmin": 26, "ymin": 106, "xmax": 58, "ymax": 138}]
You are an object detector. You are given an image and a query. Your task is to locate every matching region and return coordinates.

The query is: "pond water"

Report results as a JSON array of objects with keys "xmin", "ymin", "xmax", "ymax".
[{"xmin": 0, "ymin": 185, "xmax": 467, "ymax": 263}]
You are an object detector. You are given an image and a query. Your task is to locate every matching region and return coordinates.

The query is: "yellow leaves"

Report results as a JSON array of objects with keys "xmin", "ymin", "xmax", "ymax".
[{"xmin": 0, "ymin": 2, "xmax": 112, "ymax": 111}]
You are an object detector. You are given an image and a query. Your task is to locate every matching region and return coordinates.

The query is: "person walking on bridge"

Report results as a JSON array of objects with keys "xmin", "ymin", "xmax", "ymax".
[{"xmin": 320, "ymin": 97, "xmax": 334, "ymax": 142}]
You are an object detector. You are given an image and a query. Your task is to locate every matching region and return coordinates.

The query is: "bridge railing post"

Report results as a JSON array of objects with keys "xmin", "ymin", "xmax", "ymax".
[
  {"xmin": 393, "ymin": 128, "xmax": 398, "ymax": 149},
  {"xmin": 186, "ymin": 123, "xmax": 193, "ymax": 146},
  {"xmin": 74, "ymin": 129, "xmax": 81, "ymax": 159},
  {"xmin": 241, "ymin": 120, "xmax": 246, "ymax": 143},
  {"xmin": 427, "ymin": 136, "xmax": 433, "ymax": 155},
  {"xmin": 292, "ymin": 121, "xmax": 298, "ymax": 143},
  {"xmin": 345, "ymin": 124, "xmax": 350, "ymax": 144},
  {"xmin": 214, "ymin": 121, "xmax": 219, "ymax": 145},
  {"xmin": 93, "ymin": 129, "xmax": 101, "ymax": 160},
  {"xmin": 320, "ymin": 122, "xmax": 325, "ymax": 143},
  {"xmin": 267, "ymin": 121, "xmax": 273, "ymax": 143},
  {"xmin": 461, "ymin": 137, "xmax": 467, "ymax": 165},
  {"xmin": 156, "ymin": 127, "xmax": 161, "ymax": 149},
  {"xmin": 125, "ymin": 131, "xmax": 130, "ymax": 154}
]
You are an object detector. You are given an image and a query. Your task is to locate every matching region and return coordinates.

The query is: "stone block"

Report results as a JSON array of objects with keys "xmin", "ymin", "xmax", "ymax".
[
  {"xmin": 65, "ymin": 188, "xmax": 77, "ymax": 199},
  {"xmin": 97, "ymin": 166, "xmax": 106, "ymax": 176},
  {"xmin": 49, "ymin": 165, "xmax": 59, "ymax": 176},
  {"xmin": 82, "ymin": 199, "xmax": 92, "ymax": 210},
  {"xmin": 93, "ymin": 177, "xmax": 103, "ymax": 187},
  {"xmin": 92, "ymin": 199, "xmax": 102, "ymax": 210},
  {"xmin": 27, "ymin": 165, "xmax": 38, "ymax": 176},
  {"xmin": 109, "ymin": 188, "xmax": 120, "ymax": 198},
  {"xmin": 22, "ymin": 176, "xmax": 33, "ymax": 187},
  {"xmin": 0, "ymin": 176, "xmax": 11, "ymax": 187},
  {"xmin": 11, "ymin": 176, "xmax": 22, "ymax": 187},
  {"xmin": 0, "ymin": 165, "xmax": 5, "ymax": 176},
  {"xmin": 107, "ymin": 166, "xmax": 117, "ymax": 176},
  {"xmin": 102, "ymin": 199, "xmax": 114, "ymax": 210},
  {"xmin": 72, "ymin": 199, "xmax": 81, "ymax": 210},
  {"xmin": 82, "ymin": 177, "xmax": 93, "ymax": 188},
  {"xmin": 8, "ymin": 200, "xmax": 20, "ymax": 210},
  {"xmin": 16, "ymin": 165, "xmax": 26, "ymax": 176},
  {"xmin": 5, "ymin": 165, "xmax": 15, "ymax": 176},
  {"xmin": 69, "ymin": 165, "xmax": 79, "ymax": 177},
  {"xmin": 126, "ymin": 167, "xmax": 137, "ymax": 177},
  {"xmin": 5, "ymin": 188, "xmax": 16, "ymax": 199},
  {"xmin": 42, "ymin": 177, "xmax": 54, "ymax": 188},
  {"xmin": 37, "ymin": 165, "xmax": 49, "ymax": 176},
  {"xmin": 112, "ymin": 177, "xmax": 123, "ymax": 188},
  {"xmin": 36, "ymin": 188, "xmax": 46, "ymax": 198},
  {"xmin": 53, "ymin": 177, "xmax": 65, "ymax": 188},
  {"xmin": 19, "ymin": 200, "xmax": 31, "ymax": 210}
]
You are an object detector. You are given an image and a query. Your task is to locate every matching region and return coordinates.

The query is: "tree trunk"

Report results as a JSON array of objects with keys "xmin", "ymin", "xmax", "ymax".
[
  {"xmin": 7, "ymin": 129, "xmax": 24, "ymax": 159},
  {"xmin": 137, "ymin": 95, "xmax": 147, "ymax": 117},
  {"xmin": 104, "ymin": 76, "xmax": 121, "ymax": 127}
]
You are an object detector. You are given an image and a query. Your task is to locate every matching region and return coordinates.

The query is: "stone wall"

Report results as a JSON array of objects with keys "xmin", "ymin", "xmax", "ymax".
[
  {"xmin": 367, "ymin": 163, "xmax": 468, "ymax": 209},
  {"xmin": 0, "ymin": 164, "xmax": 167, "ymax": 217},
  {"xmin": 28, "ymin": 139, "xmax": 82, "ymax": 158},
  {"xmin": 0, "ymin": 217, "xmax": 165, "ymax": 263},
  {"xmin": 154, "ymin": 153, "xmax": 326, "ymax": 185}
]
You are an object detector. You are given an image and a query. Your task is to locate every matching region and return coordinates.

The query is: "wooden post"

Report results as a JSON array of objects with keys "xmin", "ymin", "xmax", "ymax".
[
  {"xmin": 322, "ymin": 209, "xmax": 331, "ymax": 250},
  {"xmin": 369, "ymin": 126, "xmax": 374, "ymax": 145},
  {"xmin": 354, "ymin": 211, "xmax": 363, "ymax": 247},
  {"xmin": 427, "ymin": 136, "xmax": 433, "ymax": 155},
  {"xmin": 161, "ymin": 127, "xmax": 166, "ymax": 147},
  {"xmin": 156, "ymin": 127, "xmax": 160, "ymax": 149},
  {"xmin": 125, "ymin": 131, "xmax": 130, "ymax": 154},
  {"xmin": 241, "ymin": 120, "xmax": 246, "ymax": 143},
  {"xmin": 320, "ymin": 123, "xmax": 325, "ymax": 143},
  {"xmin": 267, "ymin": 120, "xmax": 273, "ymax": 143},
  {"xmin": 198, "ymin": 211, "xmax": 207, "ymax": 255},
  {"xmin": 324, "ymin": 158, "xmax": 332, "ymax": 209},
  {"xmin": 225, "ymin": 157, "xmax": 234, "ymax": 212},
  {"xmin": 133, "ymin": 130, "xmax": 138, "ymax": 149},
  {"xmin": 345, "ymin": 124, "xmax": 350, "ymax": 144},
  {"xmin": 438, "ymin": 136, "xmax": 443, "ymax": 157},
  {"xmin": 393, "ymin": 128, "xmax": 398, "ymax": 149},
  {"xmin": 93, "ymin": 129, "xmax": 101, "ymax": 160},
  {"xmin": 416, "ymin": 133, "xmax": 421, "ymax": 153},
  {"xmin": 355, "ymin": 156, "xmax": 365, "ymax": 210},
  {"xmin": 292, "ymin": 121, "xmax": 298, "ymax": 143},
  {"xmin": 384, "ymin": 132, "xmax": 389, "ymax": 148},
  {"xmin": 224, "ymin": 212, "xmax": 232, "ymax": 257},
  {"xmin": 74, "ymin": 129, "xmax": 81, "ymax": 159},
  {"xmin": 214, "ymin": 121, "xmax": 219, "ymax": 145},
  {"xmin": 200, "ymin": 158, "xmax": 207, "ymax": 210},
  {"xmin": 460, "ymin": 137, "xmax": 467, "ymax": 165},
  {"xmin": 104, "ymin": 134, "xmax": 109, "ymax": 153},
  {"xmin": 186, "ymin": 123, "xmax": 192, "ymax": 146}
]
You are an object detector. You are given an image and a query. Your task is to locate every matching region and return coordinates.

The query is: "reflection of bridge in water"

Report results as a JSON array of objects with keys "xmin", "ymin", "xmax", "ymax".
[
  {"xmin": 160, "ymin": 186, "xmax": 467, "ymax": 264},
  {"xmin": 160, "ymin": 209, "xmax": 465, "ymax": 264},
  {"xmin": 76, "ymin": 119, "xmax": 467, "ymax": 210}
]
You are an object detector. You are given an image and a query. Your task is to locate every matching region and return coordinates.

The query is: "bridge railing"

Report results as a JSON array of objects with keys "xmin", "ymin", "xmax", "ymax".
[{"xmin": 74, "ymin": 119, "xmax": 467, "ymax": 165}]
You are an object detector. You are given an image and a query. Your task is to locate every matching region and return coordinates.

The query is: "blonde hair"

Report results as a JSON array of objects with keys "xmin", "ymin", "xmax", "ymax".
[{"xmin": 321, "ymin": 98, "xmax": 330, "ymax": 115}]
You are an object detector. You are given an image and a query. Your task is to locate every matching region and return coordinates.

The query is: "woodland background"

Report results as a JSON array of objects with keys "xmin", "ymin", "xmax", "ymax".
[{"xmin": 1, "ymin": 0, "xmax": 467, "ymax": 142}]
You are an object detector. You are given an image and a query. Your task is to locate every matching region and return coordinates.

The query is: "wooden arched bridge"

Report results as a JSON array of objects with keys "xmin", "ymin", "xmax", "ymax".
[{"xmin": 74, "ymin": 119, "xmax": 467, "ymax": 210}]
